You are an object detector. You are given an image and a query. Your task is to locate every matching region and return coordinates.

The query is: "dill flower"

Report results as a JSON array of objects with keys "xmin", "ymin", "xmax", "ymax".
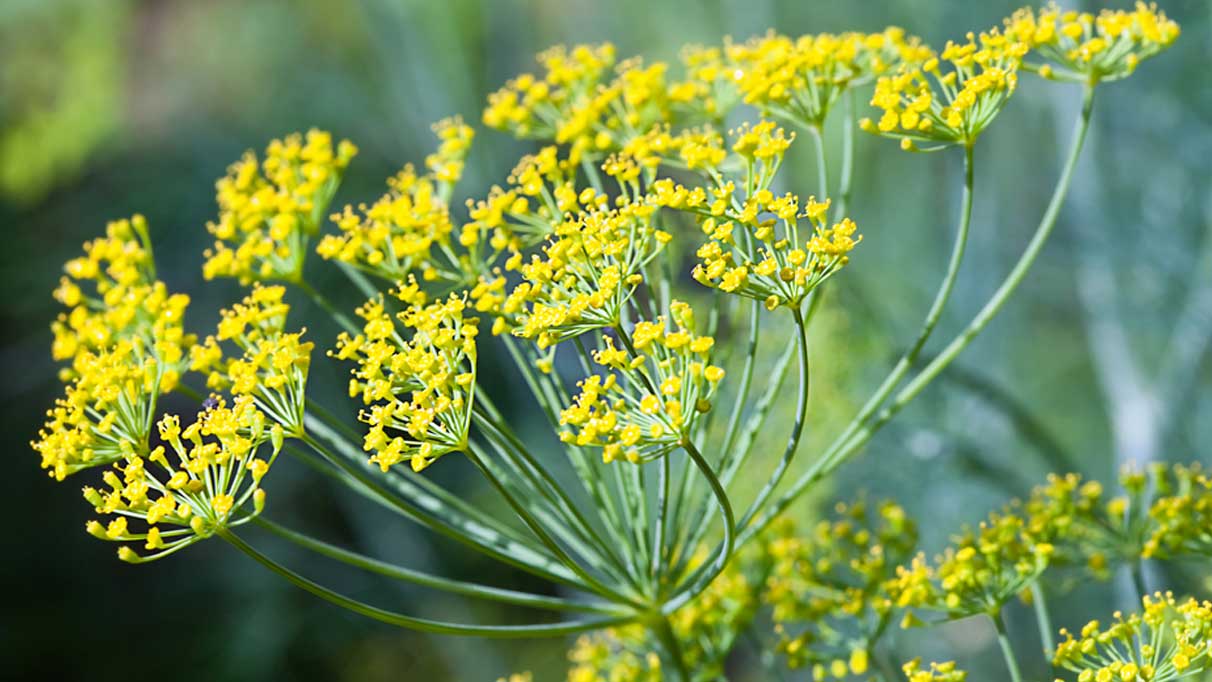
[
  {"xmin": 317, "ymin": 118, "xmax": 472, "ymax": 283},
  {"xmin": 51, "ymin": 214, "xmax": 193, "ymax": 371},
  {"xmin": 1146, "ymin": 463, "xmax": 1212, "ymax": 560},
  {"xmin": 567, "ymin": 631, "xmax": 663, "ymax": 682},
  {"xmin": 333, "ymin": 291, "xmax": 479, "ymax": 472},
  {"xmin": 559, "ymin": 302, "xmax": 724, "ymax": 464},
  {"xmin": 188, "ymin": 285, "xmax": 313, "ymax": 436},
  {"xmin": 862, "ymin": 30, "xmax": 1028, "ymax": 151},
  {"xmin": 33, "ymin": 340, "xmax": 166, "ymax": 480},
  {"xmin": 1004, "ymin": 2, "xmax": 1180, "ymax": 84},
  {"xmin": 726, "ymin": 28, "xmax": 931, "ymax": 127},
  {"xmin": 890, "ymin": 511, "xmax": 1052, "ymax": 620},
  {"xmin": 668, "ymin": 44, "xmax": 737, "ymax": 123},
  {"xmin": 81, "ymin": 396, "xmax": 283, "ymax": 563},
  {"xmin": 1053, "ymin": 593, "xmax": 1212, "ymax": 682},
  {"xmin": 902, "ymin": 659, "xmax": 967, "ymax": 682},
  {"xmin": 204, "ymin": 129, "xmax": 358, "ymax": 284},
  {"xmin": 505, "ymin": 200, "xmax": 669, "ymax": 347},
  {"xmin": 764, "ymin": 501, "xmax": 918, "ymax": 674}
]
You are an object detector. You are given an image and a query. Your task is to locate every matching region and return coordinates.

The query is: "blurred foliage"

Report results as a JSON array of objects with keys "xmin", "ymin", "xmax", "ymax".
[{"xmin": 1, "ymin": 0, "xmax": 1209, "ymax": 680}]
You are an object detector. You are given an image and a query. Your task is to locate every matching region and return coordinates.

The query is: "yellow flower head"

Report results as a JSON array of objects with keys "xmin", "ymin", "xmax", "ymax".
[
  {"xmin": 862, "ymin": 30, "xmax": 1027, "ymax": 150},
  {"xmin": 763, "ymin": 501, "xmax": 917, "ymax": 671},
  {"xmin": 559, "ymin": 301, "xmax": 723, "ymax": 464},
  {"xmin": 506, "ymin": 199, "xmax": 669, "ymax": 348},
  {"xmin": 204, "ymin": 129, "xmax": 357, "ymax": 283},
  {"xmin": 51, "ymin": 214, "xmax": 193, "ymax": 372},
  {"xmin": 33, "ymin": 340, "xmax": 166, "ymax": 481},
  {"xmin": 1004, "ymin": 2, "xmax": 1180, "ymax": 84},
  {"xmin": 902, "ymin": 659, "xmax": 967, "ymax": 682},
  {"xmin": 1054, "ymin": 593, "xmax": 1212, "ymax": 681},
  {"xmin": 82, "ymin": 396, "xmax": 282, "ymax": 563},
  {"xmin": 726, "ymin": 27, "xmax": 931, "ymax": 126},
  {"xmin": 189, "ymin": 284, "xmax": 313, "ymax": 435},
  {"xmin": 333, "ymin": 291, "xmax": 478, "ymax": 472}
]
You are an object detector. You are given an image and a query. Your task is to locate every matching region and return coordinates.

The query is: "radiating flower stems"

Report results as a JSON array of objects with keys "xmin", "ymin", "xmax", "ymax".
[
  {"xmin": 1031, "ymin": 579, "xmax": 1055, "ymax": 657},
  {"xmin": 653, "ymin": 613, "xmax": 692, "ymax": 681},
  {"xmin": 742, "ymin": 83, "xmax": 1096, "ymax": 545},
  {"xmin": 220, "ymin": 530, "xmax": 633, "ymax": 637},
  {"xmin": 253, "ymin": 516, "xmax": 627, "ymax": 616},
  {"xmin": 993, "ymin": 611, "xmax": 1025, "ymax": 682}
]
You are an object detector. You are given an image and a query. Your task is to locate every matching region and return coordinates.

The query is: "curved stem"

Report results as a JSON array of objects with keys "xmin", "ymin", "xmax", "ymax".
[
  {"xmin": 221, "ymin": 531, "xmax": 633, "ymax": 637},
  {"xmin": 661, "ymin": 438, "xmax": 734, "ymax": 615},
  {"xmin": 736, "ymin": 307, "xmax": 810, "ymax": 531},
  {"xmin": 993, "ymin": 611, "xmax": 1025, "ymax": 682},
  {"xmin": 254, "ymin": 517, "xmax": 625, "ymax": 616},
  {"xmin": 742, "ymin": 85, "xmax": 1095, "ymax": 543}
]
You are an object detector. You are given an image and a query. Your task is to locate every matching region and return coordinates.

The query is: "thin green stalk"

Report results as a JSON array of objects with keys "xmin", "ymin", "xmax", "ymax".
[
  {"xmin": 294, "ymin": 278, "xmax": 359, "ymax": 335},
  {"xmin": 742, "ymin": 85, "xmax": 1095, "ymax": 543},
  {"xmin": 735, "ymin": 307, "xmax": 810, "ymax": 531},
  {"xmin": 994, "ymin": 611, "xmax": 1025, "ymax": 682},
  {"xmin": 661, "ymin": 438, "xmax": 734, "ymax": 615},
  {"xmin": 221, "ymin": 530, "xmax": 633, "ymax": 637},
  {"xmin": 1131, "ymin": 560, "xmax": 1149, "ymax": 601},
  {"xmin": 651, "ymin": 456, "xmax": 671, "ymax": 587},
  {"xmin": 336, "ymin": 261, "xmax": 380, "ymax": 299},
  {"xmin": 835, "ymin": 87, "xmax": 856, "ymax": 220},
  {"xmin": 652, "ymin": 614, "xmax": 691, "ymax": 682},
  {"xmin": 1031, "ymin": 579, "xmax": 1055, "ymax": 657},
  {"xmin": 808, "ymin": 123, "xmax": 829, "ymax": 199},
  {"xmin": 254, "ymin": 517, "xmax": 625, "ymax": 616}
]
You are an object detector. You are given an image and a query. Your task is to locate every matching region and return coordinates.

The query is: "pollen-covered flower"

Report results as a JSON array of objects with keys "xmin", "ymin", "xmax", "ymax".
[
  {"xmin": 189, "ymin": 285, "xmax": 313, "ymax": 436},
  {"xmin": 204, "ymin": 129, "xmax": 357, "ymax": 284},
  {"xmin": 1053, "ymin": 593, "xmax": 1212, "ymax": 682},
  {"xmin": 1146, "ymin": 463, "xmax": 1212, "ymax": 560},
  {"xmin": 51, "ymin": 214, "xmax": 193, "ymax": 370},
  {"xmin": 333, "ymin": 291, "xmax": 479, "ymax": 472},
  {"xmin": 889, "ymin": 511, "xmax": 1052, "ymax": 620},
  {"xmin": 902, "ymin": 659, "xmax": 967, "ymax": 682},
  {"xmin": 862, "ymin": 30, "xmax": 1027, "ymax": 150},
  {"xmin": 505, "ymin": 200, "xmax": 669, "ymax": 347},
  {"xmin": 81, "ymin": 397, "xmax": 282, "ymax": 563},
  {"xmin": 726, "ymin": 28, "xmax": 931, "ymax": 126},
  {"xmin": 764, "ymin": 501, "xmax": 917, "ymax": 674},
  {"xmin": 317, "ymin": 118, "xmax": 473, "ymax": 284},
  {"xmin": 559, "ymin": 301, "xmax": 723, "ymax": 463},
  {"xmin": 33, "ymin": 340, "xmax": 167, "ymax": 481},
  {"xmin": 1004, "ymin": 2, "xmax": 1180, "ymax": 84}
]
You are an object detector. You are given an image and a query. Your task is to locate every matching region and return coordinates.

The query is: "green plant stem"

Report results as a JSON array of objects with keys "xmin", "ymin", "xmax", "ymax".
[
  {"xmin": 735, "ymin": 307, "xmax": 810, "ymax": 531},
  {"xmin": 254, "ymin": 517, "xmax": 625, "ymax": 616},
  {"xmin": 221, "ymin": 530, "xmax": 632, "ymax": 637},
  {"xmin": 808, "ymin": 123, "xmax": 829, "ymax": 199},
  {"xmin": 993, "ymin": 611, "xmax": 1025, "ymax": 682},
  {"xmin": 1131, "ymin": 560, "xmax": 1149, "ymax": 601},
  {"xmin": 653, "ymin": 614, "xmax": 691, "ymax": 682},
  {"xmin": 294, "ymin": 278, "xmax": 360, "ymax": 335},
  {"xmin": 741, "ymin": 84, "xmax": 1096, "ymax": 544},
  {"xmin": 835, "ymin": 87, "xmax": 856, "ymax": 219},
  {"xmin": 661, "ymin": 438, "xmax": 734, "ymax": 615},
  {"xmin": 1031, "ymin": 579, "xmax": 1055, "ymax": 657}
]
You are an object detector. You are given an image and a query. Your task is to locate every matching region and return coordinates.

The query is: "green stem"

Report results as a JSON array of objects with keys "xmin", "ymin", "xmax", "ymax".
[
  {"xmin": 808, "ymin": 123, "xmax": 829, "ymax": 199},
  {"xmin": 661, "ymin": 438, "xmax": 734, "ymax": 615},
  {"xmin": 653, "ymin": 615, "xmax": 691, "ymax": 682},
  {"xmin": 742, "ymin": 84, "xmax": 1096, "ymax": 544},
  {"xmin": 221, "ymin": 530, "xmax": 632, "ymax": 637},
  {"xmin": 1131, "ymin": 560, "xmax": 1148, "ymax": 601},
  {"xmin": 1031, "ymin": 579, "xmax": 1056, "ymax": 657},
  {"xmin": 294, "ymin": 278, "xmax": 359, "ymax": 335},
  {"xmin": 835, "ymin": 87, "xmax": 856, "ymax": 220},
  {"xmin": 254, "ymin": 517, "xmax": 625, "ymax": 616},
  {"xmin": 994, "ymin": 611, "xmax": 1025, "ymax": 682}
]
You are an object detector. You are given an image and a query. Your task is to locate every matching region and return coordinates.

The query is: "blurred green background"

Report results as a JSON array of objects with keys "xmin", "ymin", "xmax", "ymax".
[{"xmin": 2, "ymin": 0, "xmax": 1209, "ymax": 679}]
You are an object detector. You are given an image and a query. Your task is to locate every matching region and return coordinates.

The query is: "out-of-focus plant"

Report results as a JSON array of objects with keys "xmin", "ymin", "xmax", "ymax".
[{"xmin": 28, "ymin": 2, "xmax": 1185, "ymax": 681}]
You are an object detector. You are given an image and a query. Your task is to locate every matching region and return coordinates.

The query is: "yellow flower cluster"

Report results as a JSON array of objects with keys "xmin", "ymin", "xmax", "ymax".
[
  {"xmin": 51, "ymin": 214, "xmax": 192, "ymax": 371},
  {"xmin": 725, "ymin": 28, "xmax": 931, "ymax": 126},
  {"xmin": 863, "ymin": 31, "xmax": 1028, "ymax": 150},
  {"xmin": 1053, "ymin": 593, "xmax": 1212, "ymax": 682},
  {"xmin": 204, "ymin": 129, "xmax": 357, "ymax": 283},
  {"xmin": 317, "ymin": 119, "xmax": 473, "ymax": 283},
  {"xmin": 902, "ymin": 659, "xmax": 967, "ymax": 682},
  {"xmin": 188, "ymin": 285, "xmax": 313, "ymax": 436},
  {"xmin": 502, "ymin": 200, "xmax": 669, "ymax": 347},
  {"xmin": 1148, "ymin": 464, "xmax": 1212, "ymax": 559},
  {"xmin": 33, "ymin": 340, "xmax": 164, "ymax": 480},
  {"xmin": 764, "ymin": 501, "xmax": 917, "ymax": 675},
  {"xmin": 1005, "ymin": 2, "xmax": 1179, "ymax": 83},
  {"xmin": 484, "ymin": 43, "xmax": 698, "ymax": 163},
  {"xmin": 559, "ymin": 302, "xmax": 724, "ymax": 464},
  {"xmin": 890, "ymin": 510, "xmax": 1053, "ymax": 620},
  {"xmin": 567, "ymin": 630, "xmax": 663, "ymax": 682},
  {"xmin": 333, "ymin": 290, "xmax": 479, "ymax": 472},
  {"xmin": 82, "ymin": 396, "xmax": 283, "ymax": 563}
]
